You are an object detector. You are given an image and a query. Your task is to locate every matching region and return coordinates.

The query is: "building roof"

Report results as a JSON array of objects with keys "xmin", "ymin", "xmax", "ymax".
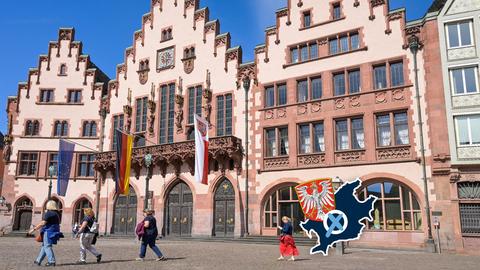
[{"xmin": 428, "ymin": 0, "xmax": 448, "ymax": 13}]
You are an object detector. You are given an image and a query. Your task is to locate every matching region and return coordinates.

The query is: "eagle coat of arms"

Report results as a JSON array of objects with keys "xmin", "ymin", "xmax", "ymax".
[{"xmin": 295, "ymin": 178, "xmax": 335, "ymax": 222}]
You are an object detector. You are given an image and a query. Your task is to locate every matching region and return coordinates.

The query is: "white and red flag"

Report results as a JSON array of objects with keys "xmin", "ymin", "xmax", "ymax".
[{"xmin": 194, "ymin": 114, "xmax": 209, "ymax": 185}]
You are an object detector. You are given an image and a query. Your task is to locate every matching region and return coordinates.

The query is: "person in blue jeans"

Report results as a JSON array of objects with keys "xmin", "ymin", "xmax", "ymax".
[
  {"xmin": 136, "ymin": 209, "xmax": 166, "ymax": 262},
  {"xmin": 29, "ymin": 200, "xmax": 64, "ymax": 267}
]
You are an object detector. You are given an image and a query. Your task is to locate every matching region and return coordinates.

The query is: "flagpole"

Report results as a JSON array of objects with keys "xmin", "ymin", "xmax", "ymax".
[{"xmin": 95, "ymin": 99, "xmax": 108, "ymax": 223}]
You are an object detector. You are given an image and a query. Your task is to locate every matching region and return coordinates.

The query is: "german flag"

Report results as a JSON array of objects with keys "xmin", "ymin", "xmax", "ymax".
[{"xmin": 115, "ymin": 129, "xmax": 134, "ymax": 195}]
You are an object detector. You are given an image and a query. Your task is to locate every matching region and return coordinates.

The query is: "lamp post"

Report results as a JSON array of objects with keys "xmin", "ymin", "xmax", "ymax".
[
  {"xmin": 242, "ymin": 77, "xmax": 251, "ymax": 236},
  {"xmin": 144, "ymin": 153, "xmax": 153, "ymax": 210},
  {"xmin": 409, "ymin": 35, "xmax": 435, "ymax": 251},
  {"xmin": 47, "ymin": 165, "xmax": 55, "ymax": 200}
]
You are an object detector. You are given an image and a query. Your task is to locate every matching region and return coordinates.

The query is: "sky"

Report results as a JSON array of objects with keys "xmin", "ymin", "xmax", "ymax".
[{"xmin": 0, "ymin": 0, "xmax": 434, "ymax": 134}]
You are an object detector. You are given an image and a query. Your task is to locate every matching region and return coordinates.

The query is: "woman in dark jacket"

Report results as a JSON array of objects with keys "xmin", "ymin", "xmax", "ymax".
[
  {"xmin": 136, "ymin": 209, "xmax": 166, "ymax": 261},
  {"xmin": 277, "ymin": 216, "xmax": 299, "ymax": 261},
  {"xmin": 30, "ymin": 200, "xmax": 64, "ymax": 267}
]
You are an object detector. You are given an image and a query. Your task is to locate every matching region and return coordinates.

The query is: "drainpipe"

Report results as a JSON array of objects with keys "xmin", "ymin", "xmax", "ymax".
[
  {"xmin": 95, "ymin": 97, "xmax": 108, "ymax": 222},
  {"xmin": 242, "ymin": 77, "xmax": 251, "ymax": 236},
  {"xmin": 409, "ymin": 35, "xmax": 435, "ymax": 251}
]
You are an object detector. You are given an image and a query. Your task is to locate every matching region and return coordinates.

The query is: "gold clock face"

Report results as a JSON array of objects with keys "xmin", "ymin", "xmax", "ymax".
[{"xmin": 158, "ymin": 48, "xmax": 174, "ymax": 69}]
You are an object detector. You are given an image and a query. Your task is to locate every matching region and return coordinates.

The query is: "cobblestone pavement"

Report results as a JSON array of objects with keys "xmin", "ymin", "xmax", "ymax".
[{"xmin": 0, "ymin": 237, "xmax": 479, "ymax": 270}]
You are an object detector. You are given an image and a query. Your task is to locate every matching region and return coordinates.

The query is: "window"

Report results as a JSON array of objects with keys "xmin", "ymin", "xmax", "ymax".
[
  {"xmin": 188, "ymin": 86, "xmax": 203, "ymax": 124},
  {"xmin": 310, "ymin": 43, "xmax": 318, "ymax": 59},
  {"xmin": 139, "ymin": 59, "xmax": 150, "ymax": 71},
  {"xmin": 25, "ymin": 120, "xmax": 40, "ymax": 136},
  {"xmin": 333, "ymin": 73, "xmax": 346, "ymax": 96},
  {"xmin": 53, "ymin": 121, "xmax": 68, "ymax": 137},
  {"xmin": 348, "ymin": 70, "xmax": 361, "ymax": 93},
  {"xmin": 184, "ymin": 47, "xmax": 195, "ymax": 59},
  {"xmin": 265, "ymin": 84, "xmax": 287, "ymax": 107},
  {"xmin": 336, "ymin": 117, "xmax": 364, "ymax": 150},
  {"xmin": 82, "ymin": 121, "xmax": 97, "ymax": 137},
  {"xmin": 48, "ymin": 153, "xmax": 58, "ymax": 177},
  {"xmin": 263, "ymin": 185, "xmax": 304, "ymax": 234},
  {"xmin": 216, "ymin": 94, "xmax": 233, "ymax": 136},
  {"xmin": 291, "ymin": 47, "xmax": 299, "ymax": 63},
  {"xmin": 159, "ymin": 84, "xmax": 175, "ymax": 144},
  {"xmin": 161, "ymin": 28, "xmax": 173, "ymax": 41},
  {"xmin": 458, "ymin": 182, "xmax": 480, "ymax": 235},
  {"xmin": 374, "ymin": 65, "xmax": 387, "ymax": 89},
  {"xmin": 332, "ymin": 3, "xmax": 341, "ymax": 20},
  {"xmin": 329, "ymin": 32, "xmax": 360, "ymax": 55},
  {"xmin": 358, "ymin": 181, "xmax": 422, "ymax": 231},
  {"xmin": 390, "ymin": 62, "xmax": 404, "ymax": 87},
  {"xmin": 18, "ymin": 153, "xmax": 38, "ymax": 176},
  {"xmin": 311, "ymin": 77, "xmax": 322, "ymax": 100},
  {"xmin": 112, "ymin": 114, "xmax": 124, "ymax": 150},
  {"xmin": 299, "ymin": 122, "xmax": 324, "ymax": 154},
  {"xmin": 303, "ymin": 11, "xmax": 311, "ymax": 27},
  {"xmin": 59, "ymin": 64, "xmax": 67, "ymax": 75},
  {"xmin": 297, "ymin": 80, "xmax": 308, "ymax": 102},
  {"xmin": 376, "ymin": 112, "xmax": 410, "ymax": 147},
  {"xmin": 300, "ymin": 46, "xmax": 308, "ymax": 61},
  {"xmin": 74, "ymin": 199, "xmax": 92, "ymax": 225},
  {"xmin": 135, "ymin": 97, "xmax": 148, "ymax": 133},
  {"xmin": 455, "ymin": 115, "xmax": 480, "ymax": 146},
  {"xmin": 40, "ymin": 89, "xmax": 54, "ymax": 103},
  {"xmin": 446, "ymin": 21, "xmax": 473, "ymax": 48},
  {"xmin": 68, "ymin": 90, "xmax": 82, "ymax": 104},
  {"xmin": 265, "ymin": 127, "xmax": 289, "ymax": 157},
  {"xmin": 77, "ymin": 154, "xmax": 95, "ymax": 177},
  {"xmin": 450, "ymin": 67, "xmax": 479, "ymax": 95}
]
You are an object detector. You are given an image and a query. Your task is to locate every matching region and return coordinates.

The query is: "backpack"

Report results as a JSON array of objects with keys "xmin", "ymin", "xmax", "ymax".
[
  {"xmin": 89, "ymin": 222, "xmax": 99, "ymax": 234},
  {"xmin": 135, "ymin": 221, "xmax": 145, "ymax": 240}
]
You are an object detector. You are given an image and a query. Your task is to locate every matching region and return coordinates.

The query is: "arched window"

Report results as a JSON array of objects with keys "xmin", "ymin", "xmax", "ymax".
[
  {"xmin": 90, "ymin": 122, "xmax": 97, "ymax": 136},
  {"xmin": 61, "ymin": 121, "xmax": 68, "ymax": 136},
  {"xmin": 263, "ymin": 184, "xmax": 304, "ymax": 235},
  {"xmin": 59, "ymin": 64, "xmax": 67, "ymax": 75},
  {"xmin": 73, "ymin": 198, "xmax": 92, "ymax": 225},
  {"xmin": 25, "ymin": 120, "xmax": 33, "ymax": 136},
  {"xmin": 358, "ymin": 181, "xmax": 422, "ymax": 231},
  {"xmin": 82, "ymin": 121, "xmax": 90, "ymax": 137}
]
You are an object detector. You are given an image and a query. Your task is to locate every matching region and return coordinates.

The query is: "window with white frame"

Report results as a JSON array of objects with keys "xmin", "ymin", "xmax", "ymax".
[
  {"xmin": 450, "ymin": 66, "xmax": 479, "ymax": 95},
  {"xmin": 446, "ymin": 21, "xmax": 473, "ymax": 49},
  {"xmin": 455, "ymin": 115, "xmax": 480, "ymax": 146}
]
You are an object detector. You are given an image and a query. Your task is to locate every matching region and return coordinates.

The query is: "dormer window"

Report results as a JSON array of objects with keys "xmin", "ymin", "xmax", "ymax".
[
  {"xmin": 161, "ymin": 28, "xmax": 173, "ymax": 42},
  {"xmin": 303, "ymin": 11, "xmax": 311, "ymax": 28},
  {"xmin": 59, "ymin": 64, "xmax": 67, "ymax": 76},
  {"xmin": 184, "ymin": 47, "xmax": 195, "ymax": 59}
]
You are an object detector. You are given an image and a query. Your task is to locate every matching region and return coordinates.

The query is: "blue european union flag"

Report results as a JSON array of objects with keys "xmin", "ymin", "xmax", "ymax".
[{"xmin": 57, "ymin": 139, "xmax": 75, "ymax": 196}]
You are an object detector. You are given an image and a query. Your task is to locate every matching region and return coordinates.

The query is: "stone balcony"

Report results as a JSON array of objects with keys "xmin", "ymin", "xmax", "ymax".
[{"xmin": 94, "ymin": 136, "xmax": 243, "ymax": 178}]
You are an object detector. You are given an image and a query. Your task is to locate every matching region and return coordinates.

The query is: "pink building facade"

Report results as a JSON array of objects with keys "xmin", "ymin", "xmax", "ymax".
[{"xmin": 1, "ymin": 0, "xmax": 478, "ymax": 253}]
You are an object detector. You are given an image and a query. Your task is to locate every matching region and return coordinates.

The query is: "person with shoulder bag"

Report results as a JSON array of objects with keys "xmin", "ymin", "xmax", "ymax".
[
  {"xmin": 75, "ymin": 208, "xmax": 102, "ymax": 264},
  {"xmin": 135, "ymin": 209, "xmax": 166, "ymax": 262},
  {"xmin": 29, "ymin": 200, "xmax": 64, "ymax": 267}
]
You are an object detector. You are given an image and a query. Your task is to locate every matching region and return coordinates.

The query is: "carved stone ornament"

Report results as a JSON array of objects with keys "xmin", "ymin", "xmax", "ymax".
[
  {"xmin": 265, "ymin": 110, "xmax": 274, "ymax": 120},
  {"xmin": 349, "ymin": 96, "xmax": 361, "ymax": 108},
  {"xmin": 3, "ymin": 135, "xmax": 13, "ymax": 162},
  {"xmin": 392, "ymin": 89, "xmax": 405, "ymax": 101},
  {"xmin": 138, "ymin": 70, "xmax": 149, "ymax": 85},
  {"xmin": 175, "ymin": 94, "xmax": 184, "ymax": 134},
  {"xmin": 375, "ymin": 92, "xmax": 387, "ymax": 104},
  {"xmin": 297, "ymin": 104, "xmax": 308, "ymax": 115},
  {"xmin": 182, "ymin": 57, "xmax": 195, "ymax": 74},
  {"xmin": 311, "ymin": 102, "xmax": 321, "ymax": 113},
  {"xmin": 335, "ymin": 98, "xmax": 345, "ymax": 110}
]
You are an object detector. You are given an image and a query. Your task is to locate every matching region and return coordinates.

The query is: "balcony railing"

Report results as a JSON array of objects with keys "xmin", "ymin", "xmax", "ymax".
[{"xmin": 94, "ymin": 136, "xmax": 243, "ymax": 178}]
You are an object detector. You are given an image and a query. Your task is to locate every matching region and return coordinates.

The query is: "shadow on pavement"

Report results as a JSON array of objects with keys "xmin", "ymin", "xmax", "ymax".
[{"xmin": 57, "ymin": 257, "xmax": 186, "ymax": 266}]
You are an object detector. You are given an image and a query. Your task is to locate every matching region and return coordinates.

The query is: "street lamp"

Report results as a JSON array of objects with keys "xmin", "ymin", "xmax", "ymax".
[
  {"xmin": 409, "ymin": 35, "xmax": 435, "ymax": 252},
  {"xmin": 242, "ymin": 77, "xmax": 251, "ymax": 236},
  {"xmin": 144, "ymin": 153, "xmax": 153, "ymax": 210},
  {"xmin": 47, "ymin": 165, "xmax": 55, "ymax": 200}
]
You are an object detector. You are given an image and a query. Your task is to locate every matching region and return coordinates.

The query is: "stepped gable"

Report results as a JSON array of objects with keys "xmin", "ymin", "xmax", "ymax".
[
  {"xmin": 15, "ymin": 28, "xmax": 110, "ymax": 112},
  {"xmin": 108, "ymin": 0, "xmax": 244, "ymax": 99}
]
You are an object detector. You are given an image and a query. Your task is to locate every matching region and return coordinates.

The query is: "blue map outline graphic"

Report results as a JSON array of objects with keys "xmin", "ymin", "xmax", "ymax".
[{"xmin": 300, "ymin": 178, "xmax": 377, "ymax": 256}]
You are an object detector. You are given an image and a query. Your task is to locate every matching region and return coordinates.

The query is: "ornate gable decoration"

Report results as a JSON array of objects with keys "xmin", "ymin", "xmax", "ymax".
[{"xmin": 157, "ymin": 47, "xmax": 175, "ymax": 71}]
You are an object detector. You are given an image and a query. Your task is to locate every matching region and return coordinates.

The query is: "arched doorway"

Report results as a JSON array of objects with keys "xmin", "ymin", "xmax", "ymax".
[
  {"xmin": 13, "ymin": 197, "xmax": 33, "ymax": 231},
  {"xmin": 213, "ymin": 178, "xmax": 235, "ymax": 237},
  {"xmin": 44, "ymin": 197, "xmax": 63, "ymax": 223},
  {"xmin": 73, "ymin": 198, "xmax": 92, "ymax": 225},
  {"xmin": 165, "ymin": 181, "xmax": 193, "ymax": 236},
  {"xmin": 113, "ymin": 187, "xmax": 137, "ymax": 235},
  {"xmin": 263, "ymin": 184, "xmax": 304, "ymax": 236}
]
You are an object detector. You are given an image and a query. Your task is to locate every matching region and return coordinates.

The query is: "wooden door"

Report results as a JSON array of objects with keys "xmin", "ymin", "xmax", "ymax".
[
  {"xmin": 18, "ymin": 211, "xmax": 33, "ymax": 231},
  {"xmin": 13, "ymin": 198, "xmax": 33, "ymax": 231},
  {"xmin": 214, "ymin": 179, "xmax": 235, "ymax": 237},
  {"xmin": 113, "ymin": 187, "xmax": 137, "ymax": 234},
  {"xmin": 166, "ymin": 182, "xmax": 192, "ymax": 237}
]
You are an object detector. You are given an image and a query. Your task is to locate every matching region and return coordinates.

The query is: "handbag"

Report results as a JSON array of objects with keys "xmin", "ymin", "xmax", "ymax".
[{"xmin": 35, "ymin": 233, "xmax": 43, "ymax": 243}]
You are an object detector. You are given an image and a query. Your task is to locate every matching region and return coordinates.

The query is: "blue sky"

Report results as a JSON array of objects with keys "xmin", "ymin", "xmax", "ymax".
[{"xmin": 0, "ymin": 0, "xmax": 433, "ymax": 134}]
